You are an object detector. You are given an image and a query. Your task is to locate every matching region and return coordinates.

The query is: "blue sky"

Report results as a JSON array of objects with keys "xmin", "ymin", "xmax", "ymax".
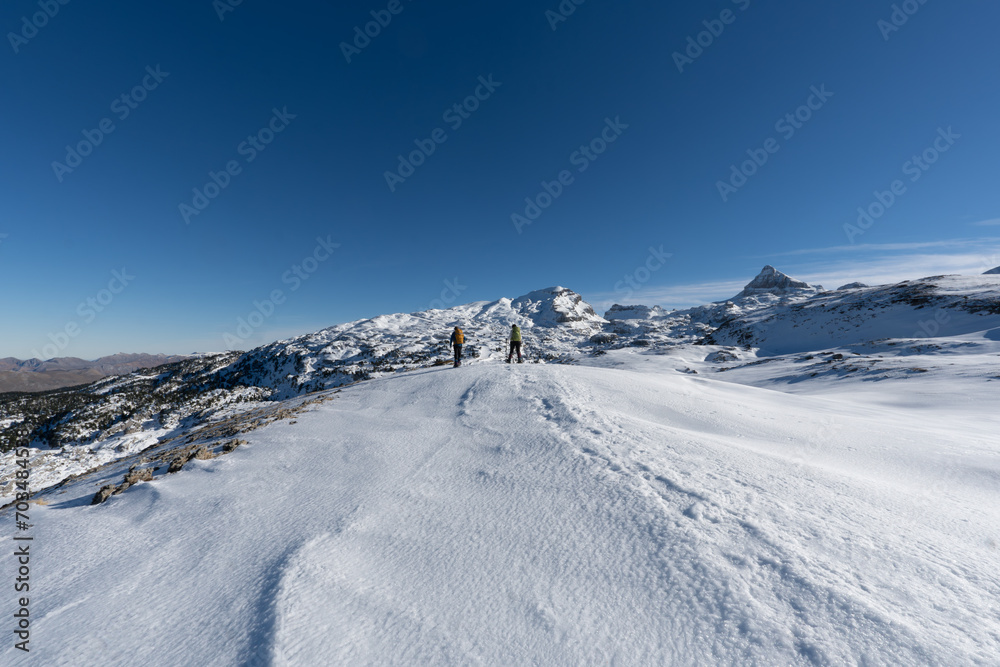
[{"xmin": 2, "ymin": 0, "xmax": 999, "ymax": 359}]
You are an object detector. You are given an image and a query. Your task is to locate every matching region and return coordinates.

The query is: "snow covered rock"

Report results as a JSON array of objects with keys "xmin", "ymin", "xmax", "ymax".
[
  {"xmin": 837, "ymin": 282, "xmax": 869, "ymax": 290},
  {"xmin": 511, "ymin": 287, "xmax": 605, "ymax": 328}
]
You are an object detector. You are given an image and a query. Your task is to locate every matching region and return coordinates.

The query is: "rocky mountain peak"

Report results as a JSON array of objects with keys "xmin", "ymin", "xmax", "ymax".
[{"xmin": 737, "ymin": 266, "xmax": 821, "ymax": 298}]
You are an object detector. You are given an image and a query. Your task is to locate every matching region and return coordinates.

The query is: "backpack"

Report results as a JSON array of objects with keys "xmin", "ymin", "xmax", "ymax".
[{"xmin": 453, "ymin": 328, "xmax": 464, "ymax": 344}]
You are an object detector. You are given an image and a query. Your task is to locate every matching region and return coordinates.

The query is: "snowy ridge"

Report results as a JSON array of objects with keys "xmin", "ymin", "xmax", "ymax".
[
  {"xmin": 3, "ymin": 272, "xmax": 1000, "ymax": 500},
  {"xmin": 704, "ymin": 274, "xmax": 1000, "ymax": 354}
]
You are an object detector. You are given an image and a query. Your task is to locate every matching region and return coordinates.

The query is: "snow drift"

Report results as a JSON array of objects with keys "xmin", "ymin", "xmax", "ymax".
[{"xmin": 4, "ymin": 361, "xmax": 999, "ymax": 665}]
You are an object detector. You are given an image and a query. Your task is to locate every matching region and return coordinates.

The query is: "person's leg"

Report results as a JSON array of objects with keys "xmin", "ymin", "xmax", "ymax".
[
  {"xmin": 507, "ymin": 341, "xmax": 513, "ymax": 362},
  {"xmin": 516, "ymin": 341, "xmax": 522, "ymax": 362}
]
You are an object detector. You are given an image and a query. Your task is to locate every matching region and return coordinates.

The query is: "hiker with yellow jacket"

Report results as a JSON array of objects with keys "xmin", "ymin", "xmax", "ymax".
[{"xmin": 450, "ymin": 326, "xmax": 464, "ymax": 367}]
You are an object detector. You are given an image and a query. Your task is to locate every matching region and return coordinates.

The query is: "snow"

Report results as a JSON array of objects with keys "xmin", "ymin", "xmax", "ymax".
[
  {"xmin": 3, "ymin": 271, "xmax": 1000, "ymax": 664},
  {"xmin": 5, "ymin": 354, "xmax": 999, "ymax": 665},
  {"xmin": 706, "ymin": 274, "xmax": 1000, "ymax": 355},
  {"xmin": 8, "ymin": 273, "xmax": 994, "ymax": 503}
]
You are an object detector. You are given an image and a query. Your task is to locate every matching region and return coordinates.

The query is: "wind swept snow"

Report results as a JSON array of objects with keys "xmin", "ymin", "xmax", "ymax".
[{"xmin": 5, "ymin": 362, "xmax": 999, "ymax": 665}]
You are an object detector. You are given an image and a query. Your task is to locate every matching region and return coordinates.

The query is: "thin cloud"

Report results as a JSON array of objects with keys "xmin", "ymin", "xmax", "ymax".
[
  {"xmin": 759, "ymin": 237, "xmax": 1000, "ymax": 258},
  {"xmin": 971, "ymin": 218, "xmax": 1000, "ymax": 227}
]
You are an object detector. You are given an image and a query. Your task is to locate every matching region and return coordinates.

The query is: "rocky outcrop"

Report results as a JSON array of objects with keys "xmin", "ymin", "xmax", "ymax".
[{"xmin": 91, "ymin": 467, "xmax": 154, "ymax": 505}]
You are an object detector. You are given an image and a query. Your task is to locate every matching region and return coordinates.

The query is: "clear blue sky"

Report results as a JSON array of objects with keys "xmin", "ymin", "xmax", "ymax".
[{"xmin": 3, "ymin": 0, "xmax": 999, "ymax": 359}]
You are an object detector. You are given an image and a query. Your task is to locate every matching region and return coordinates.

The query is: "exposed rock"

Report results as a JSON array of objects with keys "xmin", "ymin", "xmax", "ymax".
[
  {"xmin": 221, "ymin": 439, "xmax": 245, "ymax": 453},
  {"xmin": 705, "ymin": 349, "xmax": 738, "ymax": 363},
  {"xmin": 91, "ymin": 467, "xmax": 154, "ymax": 504},
  {"xmin": 116, "ymin": 467, "xmax": 153, "ymax": 494},
  {"xmin": 589, "ymin": 333, "xmax": 618, "ymax": 345},
  {"xmin": 91, "ymin": 484, "xmax": 116, "ymax": 505},
  {"xmin": 168, "ymin": 446, "xmax": 206, "ymax": 474}
]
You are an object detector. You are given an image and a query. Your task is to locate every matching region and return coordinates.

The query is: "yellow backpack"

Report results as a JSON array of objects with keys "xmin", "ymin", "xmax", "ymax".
[{"xmin": 453, "ymin": 328, "xmax": 464, "ymax": 344}]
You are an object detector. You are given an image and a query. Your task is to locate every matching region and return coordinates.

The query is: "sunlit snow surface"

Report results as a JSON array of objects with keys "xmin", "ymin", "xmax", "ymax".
[
  {"xmin": 3, "ymin": 274, "xmax": 1000, "ymax": 665},
  {"xmin": 4, "ymin": 351, "xmax": 999, "ymax": 665}
]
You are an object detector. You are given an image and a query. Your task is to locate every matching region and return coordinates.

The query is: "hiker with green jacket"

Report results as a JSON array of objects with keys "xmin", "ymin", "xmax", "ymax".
[{"xmin": 507, "ymin": 324, "xmax": 523, "ymax": 363}]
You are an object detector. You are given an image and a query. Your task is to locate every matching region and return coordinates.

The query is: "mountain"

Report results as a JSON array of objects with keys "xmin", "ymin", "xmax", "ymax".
[
  {"xmin": 735, "ymin": 264, "xmax": 822, "ymax": 298},
  {"xmin": 0, "ymin": 357, "xmax": 92, "ymax": 372},
  {"xmin": 599, "ymin": 267, "xmax": 824, "ymax": 347},
  {"xmin": 0, "ymin": 353, "xmax": 192, "ymax": 394},
  {"xmin": 510, "ymin": 286, "xmax": 605, "ymax": 327},
  {"xmin": 985, "ymin": 265, "xmax": 1000, "ymax": 275},
  {"xmin": 0, "ymin": 288, "xmax": 608, "ymax": 477},
  {"xmin": 703, "ymin": 274, "xmax": 1000, "ymax": 354},
  {"xmin": 2, "ymin": 300, "xmax": 999, "ymax": 663},
  {"xmin": 0, "ymin": 352, "xmax": 191, "ymax": 374},
  {"xmin": 2, "ymin": 273, "xmax": 1000, "ymax": 663},
  {"xmin": 4, "ymin": 274, "xmax": 999, "ymax": 498}
]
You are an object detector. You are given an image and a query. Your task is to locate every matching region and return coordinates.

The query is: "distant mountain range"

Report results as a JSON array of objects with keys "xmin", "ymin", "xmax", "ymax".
[{"xmin": 0, "ymin": 353, "xmax": 191, "ymax": 394}]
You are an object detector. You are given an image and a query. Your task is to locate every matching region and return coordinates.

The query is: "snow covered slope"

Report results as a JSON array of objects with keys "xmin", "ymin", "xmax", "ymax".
[
  {"xmin": 704, "ymin": 274, "xmax": 1000, "ymax": 354},
  {"xmin": 0, "ymin": 287, "xmax": 605, "ymax": 498},
  {"xmin": 4, "ymin": 360, "xmax": 998, "ymax": 665}
]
